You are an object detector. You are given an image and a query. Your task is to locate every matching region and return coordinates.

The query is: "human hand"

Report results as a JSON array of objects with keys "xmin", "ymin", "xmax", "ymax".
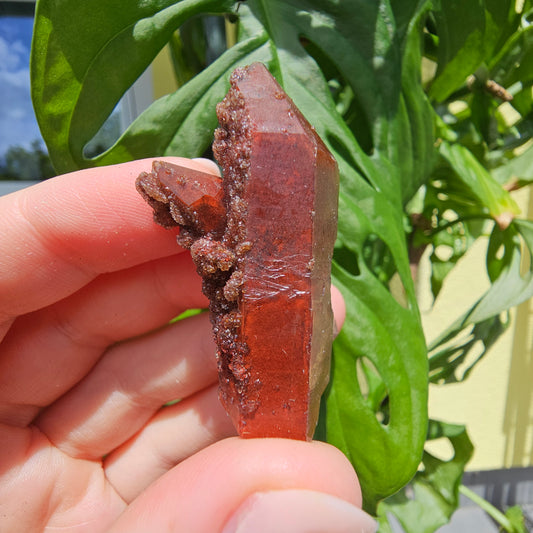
[{"xmin": 0, "ymin": 158, "xmax": 376, "ymax": 532}]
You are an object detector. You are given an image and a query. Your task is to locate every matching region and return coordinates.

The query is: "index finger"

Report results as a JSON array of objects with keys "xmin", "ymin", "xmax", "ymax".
[{"xmin": 0, "ymin": 157, "xmax": 219, "ymax": 326}]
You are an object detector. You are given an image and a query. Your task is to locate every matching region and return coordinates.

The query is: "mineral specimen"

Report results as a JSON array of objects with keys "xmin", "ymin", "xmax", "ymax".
[{"xmin": 136, "ymin": 62, "xmax": 339, "ymax": 440}]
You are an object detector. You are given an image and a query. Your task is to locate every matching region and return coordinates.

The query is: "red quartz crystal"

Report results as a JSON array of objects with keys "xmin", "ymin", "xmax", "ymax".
[
  {"xmin": 136, "ymin": 63, "xmax": 338, "ymax": 441},
  {"xmin": 212, "ymin": 63, "xmax": 339, "ymax": 440}
]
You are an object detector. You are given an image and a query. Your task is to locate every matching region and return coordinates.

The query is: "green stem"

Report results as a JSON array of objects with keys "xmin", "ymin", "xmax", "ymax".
[{"xmin": 459, "ymin": 485, "xmax": 513, "ymax": 531}]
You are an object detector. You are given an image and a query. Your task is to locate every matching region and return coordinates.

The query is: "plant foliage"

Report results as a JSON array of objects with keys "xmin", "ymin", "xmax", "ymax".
[{"xmin": 31, "ymin": 0, "xmax": 533, "ymax": 529}]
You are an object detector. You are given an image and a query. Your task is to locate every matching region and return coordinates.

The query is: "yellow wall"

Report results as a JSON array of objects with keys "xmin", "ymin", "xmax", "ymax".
[
  {"xmin": 422, "ymin": 187, "xmax": 533, "ymax": 470},
  {"xmin": 152, "ymin": 46, "xmax": 178, "ymax": 100}
]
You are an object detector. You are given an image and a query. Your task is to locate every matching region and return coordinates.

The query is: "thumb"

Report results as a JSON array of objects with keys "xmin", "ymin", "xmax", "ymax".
[{"xmin": 108, "ymin": 437, "xmax": 376, "ymax": 533}]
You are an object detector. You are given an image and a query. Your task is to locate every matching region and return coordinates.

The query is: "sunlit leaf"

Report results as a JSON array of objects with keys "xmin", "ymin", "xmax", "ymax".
[
  {"xmin": 428, "ymin": 314, "xmax": 509, "ymax": 384},
  {"xmin": 504, "ymin": 505, "xmax": 529, "ymax": 533},
  {"xmin": 429, "ymin": 0, "xmax": 485, "ymax": 102},
  {"xmin": 31, "ymin": 0, "xmax": 236, "ymax": 173},
  {"xmin": 492, "ymin": 143, "xmax": 533, "ymax": 188},
  {"xmin": 428, "ymin": 219, "xmax": 533, "ymax": 381},
  {"xmin": 439, "ymin": 142, "xmax": 520, "ymax": 228}
]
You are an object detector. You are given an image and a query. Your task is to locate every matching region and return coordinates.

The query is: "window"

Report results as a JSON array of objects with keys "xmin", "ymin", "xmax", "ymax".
[{"xmin": 0, "ymin": 0, "xmax": 153, "ymax": 181}]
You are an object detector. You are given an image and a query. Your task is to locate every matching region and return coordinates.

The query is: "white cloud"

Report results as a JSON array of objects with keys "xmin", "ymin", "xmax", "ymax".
[
  {"xmin": 0, "ymin": 66, "xmax": 30, "ymax": 88},
  {"xmin": 0, "ymin": 65, "xmax": 40, "ymax": 155},
  {"xmin": 0, "ymin": 18, "xmax": 43, "ymax": 158},
  {"xmin": 0, "ymin": 36, "xmax": 26, "ymax": 72},
  {"xmin": 10, "ymin": 39, "xmax": 28, "ymax": 58}
]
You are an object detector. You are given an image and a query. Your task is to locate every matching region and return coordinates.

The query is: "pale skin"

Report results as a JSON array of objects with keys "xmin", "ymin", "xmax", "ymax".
[{"xmin": 0, "ymin": 158, "xmax": 376, "ymax": 532}]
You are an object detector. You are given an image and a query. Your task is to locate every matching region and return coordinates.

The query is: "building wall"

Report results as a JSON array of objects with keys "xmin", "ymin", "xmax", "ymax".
[
  {"xmin": 152, "ymin": 46, "xmax": 178, "ymax": 100},
  {"xmin": 422, "ymin": 187, "xmax": 533, "ymax": 470}
]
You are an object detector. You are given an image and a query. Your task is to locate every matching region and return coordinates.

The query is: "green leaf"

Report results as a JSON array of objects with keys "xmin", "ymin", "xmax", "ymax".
[
  {"xmin": 504, "ymin": 505, "xmax": 529, "ymax": 533},
  {"xmin": 330, "ymin": 259, "xmax": 428, "ymax": 512},
  {"xmin": 414, "ymin": 164, "xmax": 488, "ymax": 302},
  {"xmin": 377, "ymin": 420, "xmax": 474, "ymax": 533},
  {"xmin": 167, "ymin": 17, "xmax": 211, "ymax": 87},
  {"xmin": 428, "ymin": 314, "xmax": 509, "ymax": 384},
  {"xmin": 509, "ymin": 84, "xmax": 533, "ymax": 122},
  {"xmin": 428, "ymin": 219, "xmax": 533, "ymax": 381},
  {"xmin": 394, "ymin": 1, "xmax": 436, "ymax": 202},
  {"xmin": 469, "ymin": 89, "xmax": 500, "ymax": 148},
  {"xmin": 483, "ymin": 0, "xmax": 521, "ymax": 61},
  {"xmin": 92, "ymin": 33, "xmax": 271, "ymax": 165},
  {"xmin": 31, "ymin": 0, "xmax": 236, "ymax": 173},
  {"xmin": 439, "ymin": 142, "xmax": 521, "ymax": 228},
  {"xmin": 492, "ymin": 143, "xmax": 533, "ymax": 189},
  {"xmin": 427, "ymin": 217, "xmax": 476, "ymax": 300},
  {"xmin": 329, "ymin": 173, "xmax": 428, "ymax": 512},
  {"xmin": 473, "ymin": 220, "xmax": 533, "ymax": 322},
  {"xmin": 429, "ymin": 0, "xmax": 520, "ymax": 102},
  {"xmin": 428, "ymin": 0, "xmax": 520, "ymax": 102},
  {"xmin": 429, "ymin": 0, "xmax": 485, "ymax": 102},
  {"xmin": 491, "ymin": 22, "xmax": 533, "ymax": 87}
]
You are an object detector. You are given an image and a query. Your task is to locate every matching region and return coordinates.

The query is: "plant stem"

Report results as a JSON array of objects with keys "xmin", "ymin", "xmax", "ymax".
[{"xmin": 459, "ymin": 484, "xmax": 513, "ymax": 531}]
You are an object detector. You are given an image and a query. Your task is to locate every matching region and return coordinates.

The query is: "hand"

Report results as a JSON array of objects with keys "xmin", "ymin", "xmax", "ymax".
[{"xmin": 0, "ymin": 158, "xmax": 376, "ymax": 532}]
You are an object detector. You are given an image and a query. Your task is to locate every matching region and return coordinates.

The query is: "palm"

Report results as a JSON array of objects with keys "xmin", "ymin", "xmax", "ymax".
[{"xmin": 0, "ymin": 159, "xmax": 236, "ymax": 531}]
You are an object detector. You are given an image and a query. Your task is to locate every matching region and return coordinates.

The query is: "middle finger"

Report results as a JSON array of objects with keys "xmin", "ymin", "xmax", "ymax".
[{"xmin": 35, "ymin": 312, "xmax": 218, "ymax": 459}]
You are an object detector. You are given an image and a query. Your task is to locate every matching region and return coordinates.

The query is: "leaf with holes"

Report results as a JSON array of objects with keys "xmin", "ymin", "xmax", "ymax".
[
  {"xmin": 428, "ymin": 314, "xmax": 509, "ymax": 384},
  {"xmin": 31, "ymin": 0, "xmax": 237, "ymax": 173},
  {"xmin": 414, "ymin": 167, "xmax": 485, "ymax": 302},
  {"xmin": 377, "ymin": 420, "xmax": 474, "ymax": 533}
]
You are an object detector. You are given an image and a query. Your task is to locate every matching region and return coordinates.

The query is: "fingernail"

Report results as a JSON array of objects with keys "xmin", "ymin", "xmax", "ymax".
[{"xmin": 222, "ymin": 489, "xmax": 377, "ymax": 533}]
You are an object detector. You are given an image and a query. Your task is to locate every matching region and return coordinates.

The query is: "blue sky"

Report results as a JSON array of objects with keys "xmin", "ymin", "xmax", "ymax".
[{"xmin": 0, "ymin": 15, "xmax": 45, "ymax": 157}]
